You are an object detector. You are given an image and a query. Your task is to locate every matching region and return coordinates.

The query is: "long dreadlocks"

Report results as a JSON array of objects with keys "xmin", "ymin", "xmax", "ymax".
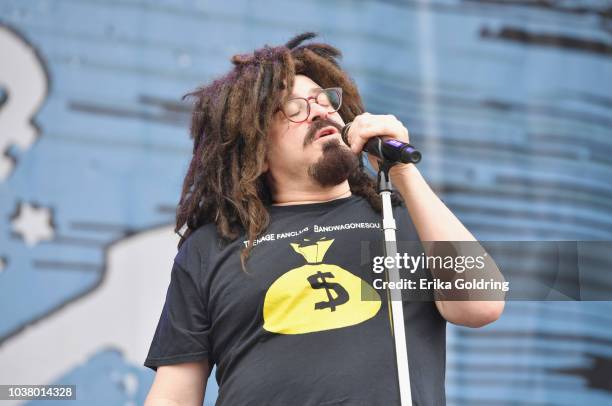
[{"xmin": 176, "ymin": 32, "xmax": 400, "ymax": 269}]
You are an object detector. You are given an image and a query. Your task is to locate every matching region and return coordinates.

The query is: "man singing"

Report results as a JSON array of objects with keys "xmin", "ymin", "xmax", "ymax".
[{"xmin": 144, "ymin": 32, "xmax": 504, "ymax": 406}]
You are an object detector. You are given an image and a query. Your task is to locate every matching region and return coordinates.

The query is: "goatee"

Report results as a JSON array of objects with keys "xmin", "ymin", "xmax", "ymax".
[{"xmin": 308, "ymin": 138, "xmax": 359, "ymax": 187}]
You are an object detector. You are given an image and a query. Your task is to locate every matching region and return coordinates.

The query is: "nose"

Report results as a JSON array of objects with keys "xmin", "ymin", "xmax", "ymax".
[{"xmin": 308, "ymin": 101, "xmax": 331, "ymax": 123}]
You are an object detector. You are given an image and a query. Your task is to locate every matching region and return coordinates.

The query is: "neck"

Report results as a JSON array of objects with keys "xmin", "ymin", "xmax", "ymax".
[{"xmin": 271, "ymin": 180, "xmax": 352, "ymax": 206}]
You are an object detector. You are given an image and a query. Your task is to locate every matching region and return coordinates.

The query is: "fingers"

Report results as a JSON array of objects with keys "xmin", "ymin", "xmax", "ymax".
[{"xmin": 346, "ymin": 113, "xmax": 409, "ymax": 155}]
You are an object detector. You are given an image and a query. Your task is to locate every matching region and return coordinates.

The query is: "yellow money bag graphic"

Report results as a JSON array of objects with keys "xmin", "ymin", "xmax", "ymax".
[{"xmin": 263, "ymin": 238, "xmax": 381, "ymax": 334}]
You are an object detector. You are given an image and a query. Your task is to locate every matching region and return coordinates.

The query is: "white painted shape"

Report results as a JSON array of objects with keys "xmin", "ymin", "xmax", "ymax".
[
  {"xmin": 0, "ymin": 25, "xmax": 48, "ymax": 181},
  {"xmin": 0, "ymin": 225, "xmax": 179, "ymax": 405},
  {"xmin": 11, "ymin": 202, "xmax": 54, "ymax": 246}
]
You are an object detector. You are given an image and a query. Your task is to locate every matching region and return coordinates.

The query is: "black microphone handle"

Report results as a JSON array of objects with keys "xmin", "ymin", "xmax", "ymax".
[
  {"xmin": 341, "ymin": 123, "xmax": 421, "ymax": 164},
  {"xmin": 365, "ymin": 138, "xmax": 422, "ymax": 164}
]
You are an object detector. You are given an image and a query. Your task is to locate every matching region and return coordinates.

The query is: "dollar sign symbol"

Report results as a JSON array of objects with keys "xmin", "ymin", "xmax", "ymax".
[{"xmin": 307, "ymin": 271, "xmax": 349, "ymax": 312}]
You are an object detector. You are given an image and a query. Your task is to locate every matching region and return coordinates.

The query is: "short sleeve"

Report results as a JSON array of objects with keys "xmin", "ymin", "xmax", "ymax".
[{"xmin": 144, "ymin": 258, "xmax": 211, "ymax": 372}]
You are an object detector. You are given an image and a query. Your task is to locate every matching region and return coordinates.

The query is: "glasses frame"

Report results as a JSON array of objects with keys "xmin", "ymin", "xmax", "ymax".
[{"xmin": 280, "ymin": 87, "xmax": 343, "ymax": 123}]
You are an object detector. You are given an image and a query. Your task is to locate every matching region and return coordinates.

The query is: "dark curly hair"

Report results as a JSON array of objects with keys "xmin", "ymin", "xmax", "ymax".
[{"xmin": 176, "ymin": 32, "xmax": 399, "ymax": 269}]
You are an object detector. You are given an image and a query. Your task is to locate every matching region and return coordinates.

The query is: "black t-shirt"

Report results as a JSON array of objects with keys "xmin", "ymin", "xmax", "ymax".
[{"xmin": 144, "ymin": 195, "xmax": 446, "ymax": 405}]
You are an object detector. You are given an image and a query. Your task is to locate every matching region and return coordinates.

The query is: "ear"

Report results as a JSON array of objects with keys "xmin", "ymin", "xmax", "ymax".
[{"xmin": 262, "ymin": 157, "xmax": 269, "ymax": 173}]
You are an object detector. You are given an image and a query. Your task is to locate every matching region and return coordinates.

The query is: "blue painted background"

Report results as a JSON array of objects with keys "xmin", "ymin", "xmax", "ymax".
[{"xmin": 1, "ymin": 0, "xmax": 611, "ymax": 405}]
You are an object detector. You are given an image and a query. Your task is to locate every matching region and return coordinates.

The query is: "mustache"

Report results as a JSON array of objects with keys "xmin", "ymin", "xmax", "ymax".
[{"xmin": 303, "ymin": 119, "xmax": 344, "ymax": 147}]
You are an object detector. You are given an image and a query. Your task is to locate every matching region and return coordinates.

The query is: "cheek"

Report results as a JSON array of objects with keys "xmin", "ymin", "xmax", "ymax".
[
  {"xmin": 331, "ymin": 111, "xmax": 345, "ymax": 126},
  {"xmin": 268, "ymin": 123, "xmax": 304, "ymax": 164}
]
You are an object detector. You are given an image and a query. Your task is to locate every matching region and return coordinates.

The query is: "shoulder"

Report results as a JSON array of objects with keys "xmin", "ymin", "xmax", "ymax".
[{"xmin": 174, "ymin": 223, "xmax": 219, "ymax": 273}]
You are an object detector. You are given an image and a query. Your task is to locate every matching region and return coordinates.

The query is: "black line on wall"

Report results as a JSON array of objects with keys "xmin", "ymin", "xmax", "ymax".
[
  {"xmin": 481, "ymin": 25, "xmax": 612, "ymax": 56},
  {"xmin": 32, "ymin": 260, "xmax": 101, "ymax": 272}
]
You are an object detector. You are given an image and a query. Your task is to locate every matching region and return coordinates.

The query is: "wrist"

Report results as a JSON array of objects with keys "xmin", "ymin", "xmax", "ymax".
[{"xmin": 388, "ymin": 163, "xmax": 416, "ymax": 181}]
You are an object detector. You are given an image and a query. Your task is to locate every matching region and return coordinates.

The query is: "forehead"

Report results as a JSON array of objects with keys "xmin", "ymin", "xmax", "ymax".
[{"xmin": 289, "ymin": 75, "xmax": 323, "ymax": 98}]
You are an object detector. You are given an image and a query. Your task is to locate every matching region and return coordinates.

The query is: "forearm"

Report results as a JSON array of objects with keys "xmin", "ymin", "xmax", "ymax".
[
  {"xmin": 390, "ymin": 164, "xmax": 475, "ymax": 242},
  {"xmin": 389, "ymin": 163, "xmax": 505, "ymax": 327},
  {"xmin": 144, "ymin": 398, "xmax": 181, "ymax": 406}
]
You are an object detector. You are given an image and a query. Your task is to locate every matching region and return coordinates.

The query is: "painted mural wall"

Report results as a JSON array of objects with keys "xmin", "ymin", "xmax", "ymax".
[{"xmin": 1, "ymin": 0, "xmax": 611, "ymax": 405}]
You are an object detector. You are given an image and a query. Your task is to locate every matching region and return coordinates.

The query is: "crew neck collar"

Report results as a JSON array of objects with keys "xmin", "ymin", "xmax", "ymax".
[{"xmin": 268, "ymin": 194, "xmax": 357, "ymax": 212}]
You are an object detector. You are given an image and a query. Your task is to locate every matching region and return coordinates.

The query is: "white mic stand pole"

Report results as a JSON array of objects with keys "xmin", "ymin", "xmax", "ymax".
[
  {"xmin": 376, "ymin": 155, "xmax": 412, "ymax": 406},
  {"xmin": 342, "ymin": 124, "xmax": 417, "ymax": 405}
]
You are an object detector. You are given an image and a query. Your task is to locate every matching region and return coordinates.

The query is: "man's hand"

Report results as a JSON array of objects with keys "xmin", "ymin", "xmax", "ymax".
[{"xmin": 343, "ymin": 112, "xmax": 412, "ymax": 175}]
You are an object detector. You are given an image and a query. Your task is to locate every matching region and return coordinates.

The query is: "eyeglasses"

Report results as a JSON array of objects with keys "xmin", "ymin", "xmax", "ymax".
[{"xmin": 280, "ymin": 87, "xmax": 342, "ymax": 123}]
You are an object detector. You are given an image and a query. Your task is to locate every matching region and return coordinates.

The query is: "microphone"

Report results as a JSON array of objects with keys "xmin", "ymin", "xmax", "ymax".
[{"xmin": 341, "ymin": 122, "xmax": 421, "ymax": 164}]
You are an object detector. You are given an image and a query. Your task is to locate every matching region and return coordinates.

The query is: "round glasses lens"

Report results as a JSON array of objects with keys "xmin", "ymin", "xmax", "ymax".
[
  {"xmin": 318, "ymin": 89, "xmax": 341, "ymax": 111},
  {"xmin": 284, "ymin": 99, "xmax": 309, "ymax": 122}
]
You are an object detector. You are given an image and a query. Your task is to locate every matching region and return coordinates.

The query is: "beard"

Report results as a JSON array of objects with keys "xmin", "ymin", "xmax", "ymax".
[{"xmin": 308, "ymin": 138, "xmax": 359, "ymax": 187}]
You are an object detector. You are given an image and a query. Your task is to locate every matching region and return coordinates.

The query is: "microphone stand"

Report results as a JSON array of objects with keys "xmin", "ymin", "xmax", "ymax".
[
  {"xmin": 341, "ymin": 125, "xmax": 416, "ymax": 405},
  {"xmin": 372, "ymin": 141, "xmax": 412, "ymax": 406}
]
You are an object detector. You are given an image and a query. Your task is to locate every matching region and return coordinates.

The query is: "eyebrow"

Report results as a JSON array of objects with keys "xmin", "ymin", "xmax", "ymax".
[{"xmin": 288, "ymin": 86, "xmax": 323, "ymax": 99}]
